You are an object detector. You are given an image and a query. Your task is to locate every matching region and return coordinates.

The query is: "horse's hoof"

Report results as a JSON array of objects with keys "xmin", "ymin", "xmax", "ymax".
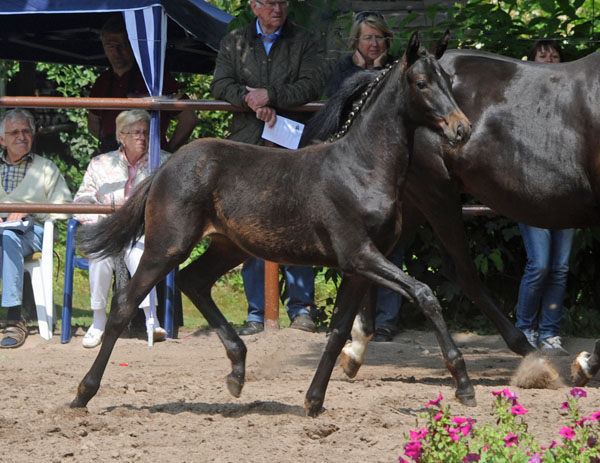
[
  {"xmin": 571, "ymin": 351, "xmax": 593, "ymax": 387},
  {"xmin": 455, "ymin": 389, "xmax": 477, "ymax": 407},
  {"xmin": 70, "ymin": 397, "xmax": 88, "ymax": 408},
  {"xmin": 340, "ymin": 351, "xmax": 361, "ymax": 378},
  {"xmin": 304, "ymin": 398, "xmax": 324, "ymax": 418},
  {"xmin": 226, "ymin": 373, "xmax": 244, "ymax": 398}
]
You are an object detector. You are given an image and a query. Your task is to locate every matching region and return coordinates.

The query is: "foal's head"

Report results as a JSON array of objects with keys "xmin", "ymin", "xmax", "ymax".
[{"xmin": 401, "ymin": 31, "xmax": 471, "ymax": 146}]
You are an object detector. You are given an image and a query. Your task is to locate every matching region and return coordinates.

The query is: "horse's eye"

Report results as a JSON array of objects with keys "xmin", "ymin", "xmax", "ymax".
[{"xmin": 416, "ymin": 81, "xmax": 427, "ymax": 89}]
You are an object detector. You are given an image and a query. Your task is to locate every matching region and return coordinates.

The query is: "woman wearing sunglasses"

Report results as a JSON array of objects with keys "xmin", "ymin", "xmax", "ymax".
[{"xmin": 325, "ymin": 11, "xmax": 395, "ymax": 97}]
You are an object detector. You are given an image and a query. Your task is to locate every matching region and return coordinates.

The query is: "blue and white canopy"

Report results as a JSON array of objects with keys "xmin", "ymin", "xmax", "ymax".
[{"xmin": 0, "ymin": 0, "xmax": 232, "ymax": 168}]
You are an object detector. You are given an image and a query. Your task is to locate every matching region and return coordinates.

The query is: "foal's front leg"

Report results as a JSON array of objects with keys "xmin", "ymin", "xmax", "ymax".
[{"xmin": 349, "ymin": 242, "xmax": 476, "ymax": 407}]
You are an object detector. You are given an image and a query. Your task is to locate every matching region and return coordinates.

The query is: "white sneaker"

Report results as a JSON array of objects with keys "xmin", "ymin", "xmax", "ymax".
[
  {"xmin": 82, "ymin": 326, "xmax": 104, "ymax": 348},
  {"xmin": 153, "ymin": 327, "xmax": 167, "ymax": 342},
  {"xmin": 539, "ymin": 336, "xmax": 569, "ymax": 356}
]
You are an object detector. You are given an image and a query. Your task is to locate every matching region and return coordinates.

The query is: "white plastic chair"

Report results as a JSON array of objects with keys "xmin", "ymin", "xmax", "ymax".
[{"xmin": 23, "ymin": 219, "xmax": 55, "ymax": 340}]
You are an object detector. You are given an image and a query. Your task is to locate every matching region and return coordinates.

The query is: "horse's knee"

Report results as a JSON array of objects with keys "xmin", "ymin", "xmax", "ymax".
[{"xmin": 412, "ymin": 282, "xmax": 442, "ymax": 314}]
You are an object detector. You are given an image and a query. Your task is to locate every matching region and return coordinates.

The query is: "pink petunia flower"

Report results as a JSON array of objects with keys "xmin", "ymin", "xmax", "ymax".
[
  {"xmin": 504, "ymin": 432, "xmax": 519, "ymax": 447},
  {"xmin": 404, "ymin": 441, "xmax": 422, "ymax": 460},
  {"xmin": 511, "ymin": 404, "xmax": 529, "ymax": 415},
  {"xmin": 528, "ymin": 453, "xmax": 543, "ymax": 463},
  {"xmin": 446, "ymin": 427, "xmax": 461, "ymax": 442},
  {"xmin": 409, "ymin": 428, "xmax": 428, "ymax": 441},
  {"xmin": 561, "ymin": 401, "xmax": 569, "ymax": 410},
  {"xmin": 460, "ymin": 419, "xmax": 475, "ymax": 437},
  {"xmin": 570, "ymin": 387, "xmax": 587, "ymax": 399},
  {"xmin": 559, "ymin": 426, "xmax": 576, "ymax": 439},
  {"xmin": 493, "ymin": 388, "xmax": 519, "ymax": 404},
  {"xmin": 399, "ymin": 457, "xmax": 410, "ymax": 463},
  {"xmin": 425, "ymin": 393, "xmax": 443, "ymax": 407},
  {"xmin": 589, "ymin": 411, "xmax": 600, "ymax": 422},
  {"xmin": 434, "ymin": 411, "xmax": 443, "ymax": 421}
]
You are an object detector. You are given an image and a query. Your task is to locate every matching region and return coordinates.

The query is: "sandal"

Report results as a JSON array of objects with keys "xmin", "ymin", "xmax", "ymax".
[{"xmin": 1, "ymin": 320, "xmax": 28, "ymax": 348}]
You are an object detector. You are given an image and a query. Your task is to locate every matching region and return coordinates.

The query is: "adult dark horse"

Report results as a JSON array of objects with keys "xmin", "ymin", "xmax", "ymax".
[
  {"xmin": 71, "ymin": 32, "xmax": 471, "ymax": 417},
  {"xmin": 332, "ymin": 49, "xmax": 600, "ymax": 384}
]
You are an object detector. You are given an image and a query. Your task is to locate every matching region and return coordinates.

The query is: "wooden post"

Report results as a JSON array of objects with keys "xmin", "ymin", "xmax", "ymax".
[
  {"xmin": 262, "ymin": 140, "xmax": 280, "ymax": 332},
  {"xmin": 264, "ymin": 261, "xmax": 280, "ymax": 331}
]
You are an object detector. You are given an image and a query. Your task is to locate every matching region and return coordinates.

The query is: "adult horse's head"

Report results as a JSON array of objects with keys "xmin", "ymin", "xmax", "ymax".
[{"xmin": 402, "ymin": 31, "xmax": 471, "ymax": 146}]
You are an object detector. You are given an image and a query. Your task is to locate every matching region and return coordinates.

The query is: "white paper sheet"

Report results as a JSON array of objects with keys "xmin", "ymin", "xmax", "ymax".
[{"xmin": 261, "ymin": 115, "xmax": 304, "ymax": 150}]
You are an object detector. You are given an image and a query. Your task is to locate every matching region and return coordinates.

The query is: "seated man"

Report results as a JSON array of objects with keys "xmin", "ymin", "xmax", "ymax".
[
  {"xmin": 0, "ymin": 109, "xmax": 72, "ymax": 348},
  {"xmin": 74, "ymin": 109, "xmax": 168, "ymax": 348},
  {"xmin": 88, "ymin": 15, "xmax": 197, "ymax": 153}
]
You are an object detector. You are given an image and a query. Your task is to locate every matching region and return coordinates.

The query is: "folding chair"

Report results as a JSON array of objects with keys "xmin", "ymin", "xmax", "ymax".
[{"xmin": 23, "ymin": 219, "xmax": 55, "ymax": 340}]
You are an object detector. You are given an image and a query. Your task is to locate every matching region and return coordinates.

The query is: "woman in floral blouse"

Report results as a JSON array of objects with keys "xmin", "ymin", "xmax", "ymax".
[{"xmin": 74, "ymin": 110, "xmax": 169, "ymax": 348}]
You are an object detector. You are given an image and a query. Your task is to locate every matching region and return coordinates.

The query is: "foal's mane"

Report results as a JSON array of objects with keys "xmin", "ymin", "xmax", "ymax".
[{"xmin": 299, "ymin": 61, "xmax": 399, "ymax": 147}]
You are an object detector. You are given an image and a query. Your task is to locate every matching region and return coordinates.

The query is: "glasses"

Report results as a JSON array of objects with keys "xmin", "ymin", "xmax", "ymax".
[
  {"xmin": 5, "ymin": 129, "xmax": 33, "ymax": 138},
  {"xmin": 358, "ymin": 35, "xmax": 386, "ymax": 43},
  {"xmin": 121, "ymin": 130, "xmax": 149, "ymax": 139},
  {"xmin": 355, "ymin": 11, "xmax": 385, "ymax": 22},
  {"xmin": 255, "ymin": 0, "xmax": 288, "ymax": 9}
]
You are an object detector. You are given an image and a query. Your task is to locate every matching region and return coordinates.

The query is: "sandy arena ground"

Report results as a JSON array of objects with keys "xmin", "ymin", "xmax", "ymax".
[{"xmin": 1, "ymin": 326, "xmax": 599, "ymax": 462}]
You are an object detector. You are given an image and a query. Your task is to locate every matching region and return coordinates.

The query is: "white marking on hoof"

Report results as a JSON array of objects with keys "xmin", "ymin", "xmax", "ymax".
[
  {"xmin": 576, "ymin": 351, "xmax": 593, "ymax": 378},
  {"xmin": 342, "ymin": 317, "xmax": 372, "ymax": 365}
]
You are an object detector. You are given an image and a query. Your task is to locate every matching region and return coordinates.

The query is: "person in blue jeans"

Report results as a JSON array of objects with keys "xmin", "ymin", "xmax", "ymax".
[
  {"xmin": 239, "ymin": 258, "xmax": 315, "ymax": 335},
  {"xmin": 515, "ymin": 225, "xmax": 574, "ymax": 356},
  {"xmin": 373, "ymin": 246, "xmax": 403, "ymax": 342},
  {"xmin": 0, "ymin": 109, "xmax": 72, "ymax": 348},
  {"xmin": 515, "ymin": 39, "xmax": 574, "ymax": 357}
]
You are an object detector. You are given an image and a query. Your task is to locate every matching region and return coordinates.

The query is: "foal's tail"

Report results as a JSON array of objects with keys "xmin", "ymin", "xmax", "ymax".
[{"xmin": 76, "ymin": 175, "xmax": 155, "ymax": 259}]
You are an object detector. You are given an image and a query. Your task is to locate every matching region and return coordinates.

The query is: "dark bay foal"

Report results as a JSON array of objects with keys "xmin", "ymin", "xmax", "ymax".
[{"xmin": 72, "ymin": 32, "xmax": 471, "ymax": 417}]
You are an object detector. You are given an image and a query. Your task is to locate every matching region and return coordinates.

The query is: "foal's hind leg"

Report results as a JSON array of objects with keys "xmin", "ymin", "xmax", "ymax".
[
  {"xmin": 305, "ymin": 275, "xmax": 371, "ymax": 417},
  {"xmin": 338, "ymin": 284, "xmax": 377, "ymax": 378},
  {"xmin": 345, "ymin": 242, "xmax": 476, "ymax": 406},
  {"xmin": 71, "ymin": 251, "xmax": 178, "ymax": 407},
  {"xmin": 176, "ymin": 235, "xmax": 250, "ymax": 398}
]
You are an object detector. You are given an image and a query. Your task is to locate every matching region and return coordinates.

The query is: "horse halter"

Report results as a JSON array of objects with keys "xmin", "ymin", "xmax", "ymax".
[{"xmin": 326, "ymin": 61, "xmax": 397, "ymax": 144}]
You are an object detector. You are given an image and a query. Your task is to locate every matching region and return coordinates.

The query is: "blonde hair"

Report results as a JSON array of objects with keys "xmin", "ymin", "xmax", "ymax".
[
  {"xmin": 349, "ymin": 12, "xmax": 393, "ymax": 51},
  {"xmin": 115, "ymin": 110, "xmax": 151, "ymax": 144}
]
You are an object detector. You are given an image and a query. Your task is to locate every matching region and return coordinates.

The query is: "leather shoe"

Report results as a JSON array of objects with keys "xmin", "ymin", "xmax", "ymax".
[
  {"xmin": 1, "ymin": 319, "xmax": 28, "ymax": 348},
  {"xmin": 289, "ymin": 313, "xmax": 316, "ymax": 333},
  {"xmin": 373, "ymin": 328, "xmax": 394, "ymax": 342},
  {"xmin": 238, "ymin": 321, "xmax": 264, "ymax": 336},
  {"xmin": 153, "ymin": 327, "xmax": 167, "ymax": 342}
]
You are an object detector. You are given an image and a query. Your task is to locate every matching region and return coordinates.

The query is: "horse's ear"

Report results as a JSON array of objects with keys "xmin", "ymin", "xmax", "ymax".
[
  {"xmin": 429, "ymin": 30, "xmax": 451, "ymax": 60},
  {"xmin": 402, "ymin": 31, "xmax": 420, "ymax": 72}
]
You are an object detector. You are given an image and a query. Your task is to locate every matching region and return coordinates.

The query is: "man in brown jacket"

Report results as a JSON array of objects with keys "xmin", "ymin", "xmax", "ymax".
[{"xmin": 211, "ymin": 0, "xmax": 323, "ymax": 335}]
